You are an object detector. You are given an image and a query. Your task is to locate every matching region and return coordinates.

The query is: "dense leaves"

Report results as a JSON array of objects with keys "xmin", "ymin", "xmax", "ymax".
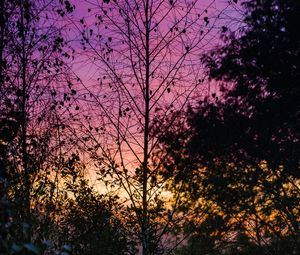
[
  {"xmin": 201, "ymin": 0, "xmax": 300, "ymax": 177},
  {"xmin": 161, "ymin": 0, "xmax": 300, "ymax": 254}
]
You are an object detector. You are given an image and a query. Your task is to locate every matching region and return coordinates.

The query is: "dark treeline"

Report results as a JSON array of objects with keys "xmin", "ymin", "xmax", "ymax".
[
  {"xmin": 161, "ymin": 0, "xmax": 300, "ymax": 254},
  {"xmin": 0, "ymin": 0, "xmax": 299, "ymax": 255}
]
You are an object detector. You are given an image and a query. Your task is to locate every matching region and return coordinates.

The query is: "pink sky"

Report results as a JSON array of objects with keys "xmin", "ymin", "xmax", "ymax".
[{"xmin": 60, "ymin": 0, "xmax": 244, "ymax": 190}]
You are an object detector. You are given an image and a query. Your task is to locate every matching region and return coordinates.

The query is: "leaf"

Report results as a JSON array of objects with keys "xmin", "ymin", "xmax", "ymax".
[
  {"xmin": 221, "ymin": 26, "xmax": 228, "ymax": 33},
  {"xmin": 204, "ymin": 17, "xmax": 209, "ymax": 25}
]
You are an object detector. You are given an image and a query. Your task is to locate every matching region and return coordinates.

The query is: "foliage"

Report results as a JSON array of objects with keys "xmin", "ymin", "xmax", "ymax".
[
  {"xmin": 161, "ymin": 0, "xmax": 300, "ymax": 254},
  {"xmin": 1, "ymin": 0, "xmax": 299, "ymax": 254},
  {"xmin": 58, "ymin": 173, "xmax": 130, "ymax": 255},
  {"xmin": 201, "ymin": 0, "xmax": 300, "ymax": 177},
  {"xmin": 0, "ymin": 0, "xmax": 122, "ymax": 254}
]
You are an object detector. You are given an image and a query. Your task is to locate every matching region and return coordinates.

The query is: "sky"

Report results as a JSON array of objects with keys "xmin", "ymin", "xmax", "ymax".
[{"xmin": 58, "ymin": 0, "xmax": 244, "ymax": 193}]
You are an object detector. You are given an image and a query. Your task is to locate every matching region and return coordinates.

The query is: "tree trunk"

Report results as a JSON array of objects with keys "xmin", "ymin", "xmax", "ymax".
[
  {"xmin": 20, "ymin": 0, "xmax": 31, "ymax": 224},
  {"xmin": 142, "ymin": 1, "xmax": 150, "ymax": 254}
]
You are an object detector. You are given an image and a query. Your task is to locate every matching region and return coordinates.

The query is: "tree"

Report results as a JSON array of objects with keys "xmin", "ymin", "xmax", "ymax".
[
  {"xmin": 60, "ymin": 179, "xmax": 130, "ymax": 255},
  {"xmin": 0, "ymin": 0, "xmax": 79, "ymax": 252},
  {"xmin": 40, "ymin": 154, "xmax": 132, "ymax": 255},
  {"xmin": 74, "ymin": 0, "xmax": 234, "ymax": 253},
  {"xmin": 160, "ymin": 0, "xmax": 300, "ymax": 254},
  {"xmin": 202, "ymin": 0, "xmax": 299, "ymax": 177},
  {"xmin": 0, "ymin": 1, "xmax": 141, "ymax": 254}
]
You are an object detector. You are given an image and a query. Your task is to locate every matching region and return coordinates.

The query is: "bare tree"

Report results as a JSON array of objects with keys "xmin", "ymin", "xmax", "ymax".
[{"xmin": 74, "ymin": 0, "xmax": 235, "ymax": 253}]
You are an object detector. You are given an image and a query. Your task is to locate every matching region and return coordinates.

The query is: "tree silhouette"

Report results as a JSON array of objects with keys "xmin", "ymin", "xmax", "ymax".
[
  {"xmin": 3, "ymin": 0, "xmax": 298, "ymax": 253},
  {"xmin": 161, "ymin": 0, "xmax": 300, "ymax": 254},
  {"xmin": 0, "ymin": 0, "xmax": 80, "ymax": 253},
  {"xmin": 73, "ymin": 0, "xmax": 234, "ymax": 253},
  {"xmin": 48, "ymin": 156, "xmax": 131, "ymax": 255}
]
